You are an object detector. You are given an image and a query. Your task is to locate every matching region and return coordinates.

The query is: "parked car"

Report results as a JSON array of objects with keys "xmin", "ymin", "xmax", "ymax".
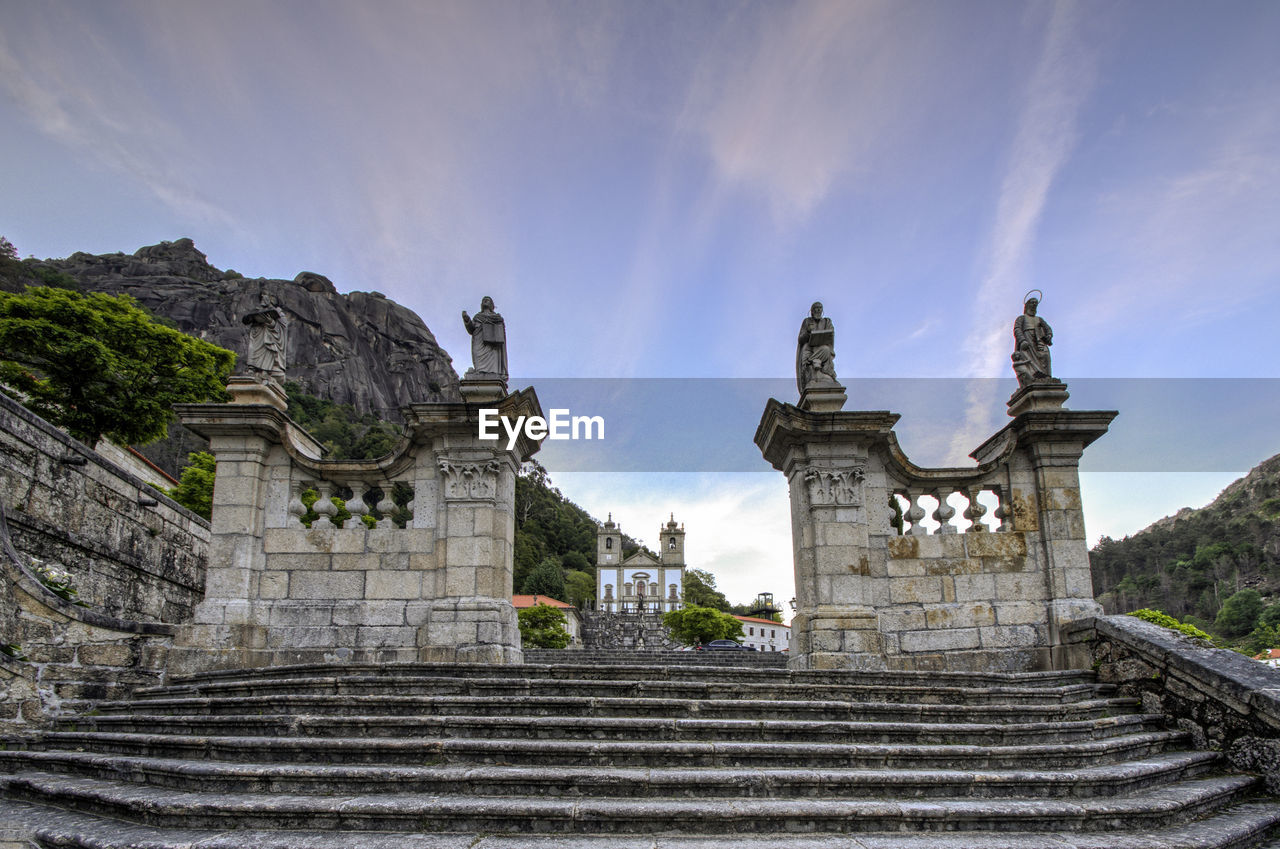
[{"xmin": 700, "ymin": 639, "xmax": 751, "ymax": 651}]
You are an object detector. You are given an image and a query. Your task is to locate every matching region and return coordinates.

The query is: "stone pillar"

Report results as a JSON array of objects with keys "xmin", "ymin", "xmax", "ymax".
[
  {"xmin": 756, "ymin": 403, "xmax": 900, "ymax": 670},
  {"xmin": 993, "ymin": 410, "xmax": 1116, "ymax": 665}
]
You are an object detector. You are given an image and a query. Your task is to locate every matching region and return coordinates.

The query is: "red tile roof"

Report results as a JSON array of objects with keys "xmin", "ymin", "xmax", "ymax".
[{"xmin": 512, "ymin": 594, "xmax": 573, "ymax": 609}]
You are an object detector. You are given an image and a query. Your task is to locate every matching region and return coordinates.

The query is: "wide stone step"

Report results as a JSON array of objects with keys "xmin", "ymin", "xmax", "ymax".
[
  {"xmin": 158, "ymin": 662, "xmax": 1100, "ymax": 692},
  {"xmin": 13, "ymin": 729, "xmax": 1189, "ymax": 768},
  {"xmin": 0, "ymin": 750, "xmax": 1221, "ymax": 798},
  {"xmin": 8, "ymin": 795, "xmax": 1280, "ymax": 849},
  {"xmin": 86, "ymin": 693, "xmax": 1140, "ymax": 724},
  {"xmin": 136, "ymin": 674, "xmax": 1111, "ymax": 706},
  {"xmin": 53, "ymin": 712, "xmax": 1167, "ymax": 745},
  {"xmin": 0, "ymin": 770, "xmax": 1258, "ymax": 833}
]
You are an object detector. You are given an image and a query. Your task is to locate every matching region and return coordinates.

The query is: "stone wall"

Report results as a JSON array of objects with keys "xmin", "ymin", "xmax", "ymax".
[
  {"xmin": 0, "ymin": 391, "xmax": 208, "ymax": 624},
  {"xmin": 580, "ymin": 610, "xmax": 681, "ymax": 651},
  {"xmin": 1063, "ymin": 615, "xmax": 1280, "ymax": 792}
]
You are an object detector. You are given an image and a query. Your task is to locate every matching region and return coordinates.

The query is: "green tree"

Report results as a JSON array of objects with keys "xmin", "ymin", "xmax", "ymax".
[
  {"xmin": 1214, "ymin": 588, "xmax": 1264, "ymax": 638},
  {"xmin": 521, "ymin": 556, "xmax": 567, "ymax": 599},
  {"xmin": 662, "ymin": 605, "xmax": 745, "ymax": 646},
  {"xmin": 682, "ymin": 568, "xmax": 731, "ymax": 611},
  {"xmin": 168, "ymin": 451, "xmax": 216, "ymax": 519},
  {"xmin": 1259, "ymin": 602, "xmax": 1280, "ymax": 628},
  {"xmin": 518, "ymin": 603, "xmax": 570, "ymax": 649},
  {"xmin": 0, "ymin": 287, "xmax": 235, "ymax": 445},
  {"xmin": 564, "ymin": 570, "xmax": 596, "ymax": 608},
  {"xmin": 1245, "ymin": 622, "xmax": 1280, "ymax": 656}
]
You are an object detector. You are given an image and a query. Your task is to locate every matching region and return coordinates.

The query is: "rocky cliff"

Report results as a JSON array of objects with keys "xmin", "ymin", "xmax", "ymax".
[{"xmin": 30, "ymin": 239, "xmax": 461, "ymax": 417}]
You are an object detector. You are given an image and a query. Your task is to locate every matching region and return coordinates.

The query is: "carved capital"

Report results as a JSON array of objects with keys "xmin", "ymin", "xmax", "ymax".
[
  {"xmin": 802, "ymin": 464, "xmax": 865, "ymax": 507},
  {"xmin": 438, "ymin": 458, "xmax": 501, "ymax": 501}
]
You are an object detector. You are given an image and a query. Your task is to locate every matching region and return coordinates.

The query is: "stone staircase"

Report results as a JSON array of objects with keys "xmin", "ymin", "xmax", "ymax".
[{"xmin": 2, "ymin": 660, "xmax": 1279, "ymax": 848}]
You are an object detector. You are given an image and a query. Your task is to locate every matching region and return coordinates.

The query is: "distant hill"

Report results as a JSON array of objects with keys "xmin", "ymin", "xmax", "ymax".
[
  {"xmin": 1090, "ymin": 453, "xmax": 1280, "ymax": 625},
  {"xmin": 17, "ymin": 238, "xmax": 461, "ymax": 419}
]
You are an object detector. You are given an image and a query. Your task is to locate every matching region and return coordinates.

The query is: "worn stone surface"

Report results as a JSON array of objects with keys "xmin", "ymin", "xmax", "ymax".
[
  {"xmin": 0, "ymin": 392, "xmax": 208, "ymax": 624},
  {"xmin": 1064, "ymin": 615, "xmax": 1280, "ymax": 793}
]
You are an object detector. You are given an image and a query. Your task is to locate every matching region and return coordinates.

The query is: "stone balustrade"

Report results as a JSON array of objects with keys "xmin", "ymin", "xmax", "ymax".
[
  {"xmin": 169, "ymin": 387, "xmax": 543, "ymax": 674},
  {"xmin": 756, "ymin": 399, "xmax": 1117, "ymax": 673}
]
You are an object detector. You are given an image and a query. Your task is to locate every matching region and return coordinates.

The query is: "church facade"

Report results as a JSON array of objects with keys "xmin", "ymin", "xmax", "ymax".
[{"xmin": 595, "ymin": 513, "xmax": 685, "ymax": 613}]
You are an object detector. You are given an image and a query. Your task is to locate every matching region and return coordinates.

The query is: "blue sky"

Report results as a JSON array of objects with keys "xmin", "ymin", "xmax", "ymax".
[{"xmin": 3, "ymin": 1, "xmax": 1278, "ymax": 609}]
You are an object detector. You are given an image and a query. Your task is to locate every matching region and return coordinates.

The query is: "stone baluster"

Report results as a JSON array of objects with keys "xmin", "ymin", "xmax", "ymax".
[
  {"xmin": 312, "ymin": 481, "xmax": 340, "ymax": 527},
  {"xmin": 903, "ymin": 492, "xmax": 928, "ymax": 537},
  {"xmin": 963, "ymin": 487, "xmax": 988, "ymax": 532},
  {"xmin": 346, "ymin": 481, "xmax": 369, "ymax": 525},
  {"xmin": 932, "ymin": 489, "xmax": 957, "ymax": 534},
  {"xmin": 287, "ymin": 483, "xmax": 309, "ymax": 527},
  {"xmin": 375, "ymin": 487, "xmax": 397, "ymax": 529},
  {"xmin": 991, "ymin": 485, "xmax": 1010, "ymax": 533}
]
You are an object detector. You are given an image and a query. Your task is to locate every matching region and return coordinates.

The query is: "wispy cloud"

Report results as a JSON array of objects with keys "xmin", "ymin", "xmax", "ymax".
[
  {"xmin": 950, "ymin": 1, "xmax": 1097, "ymax": 458},
  {"xmin": 0, "ymin": 10, "xmax": 238, "ymax": 230},
  {"xmin": 680, "ymin": 0, "xmax": 924, "ymax": 229}
]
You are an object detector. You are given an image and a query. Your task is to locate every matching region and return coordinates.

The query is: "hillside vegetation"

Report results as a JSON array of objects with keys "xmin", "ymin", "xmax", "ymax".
[{"xmin": 1090, "ymin": 453, "xmax": 1280, "ymax": 650}]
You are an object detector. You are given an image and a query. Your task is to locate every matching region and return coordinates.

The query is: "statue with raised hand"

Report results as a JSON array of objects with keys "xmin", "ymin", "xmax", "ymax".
[{"xmin": 462, "ymin": 296, "xmax": 508, "ymax": 380}]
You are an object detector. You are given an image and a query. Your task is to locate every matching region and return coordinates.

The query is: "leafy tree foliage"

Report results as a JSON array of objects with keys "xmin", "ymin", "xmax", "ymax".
[
  {"xmin": 513, "ymin": 461, "xmax": 606, "ymax": 591},
  {"xmin": 682, "ymin": 568, "xmax": 731, "ymax": 612},
  {"xmin": 0, "ymin": 287, "xmax": 235, "ymax": 445},
  {"xmin": 284, "ymin": 382, "xmax": 402, "ymax": 460},
  {"xmin": 1090, "ymin": 455, "xmax": 1280, "ymax": 643},
  {"xmin": 564, "ymin": 570, "xmax": 596, "ymax": 608},
  {"xmin": 518, "ymin": 603, "xmax": 570, "ymax": 649},
  {"xmin": 1215, "ymin": 589, "xmax": 1264, "ymax": 638},
  {"xmin": 168, "ymin": 451, "xmax": 216, "ymax": 519},
  {"xmin": 521, "ymin": 556, "xmax": 567, "ymax": 599},
  {"xmin": 662, "ymin": 605, "xmax": 745, "ymax": 646}
]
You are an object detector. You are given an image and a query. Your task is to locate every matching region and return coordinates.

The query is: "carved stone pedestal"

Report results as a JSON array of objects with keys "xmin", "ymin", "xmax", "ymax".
[
  {"xmin": 1007, "ymin": 380, "xmax": 1069, "ymax": 416},
  {"xmin": 225, "ymin": 375, "xmax": 288, "ymax": 411}
]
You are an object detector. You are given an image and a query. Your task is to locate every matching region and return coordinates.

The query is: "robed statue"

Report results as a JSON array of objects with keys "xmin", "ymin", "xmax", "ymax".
[
  {"xmin": 1011, "ymin": 292, "xmax": 1053, "ymax": 388},
  {"xmin": 796, "ymin": 301, "xmax": 838, "ymax": 395},
  {"xmin": 242, "ymin": 296, "xmax": 287, "ymax": 382},
  {"xmin": 462, "ymin": 296, "xmax": 508, "ymax": 380}
]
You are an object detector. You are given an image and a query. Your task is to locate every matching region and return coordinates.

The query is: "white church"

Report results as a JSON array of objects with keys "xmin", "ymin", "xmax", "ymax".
[{"xmin": 595, "ymin": 513, "xmax": 685, "ymax": 613}]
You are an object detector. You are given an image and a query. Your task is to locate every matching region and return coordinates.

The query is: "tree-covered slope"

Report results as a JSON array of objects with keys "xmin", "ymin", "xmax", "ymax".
[{"xmin": 1090, "ymin": 453, "xmax": 1280, "ymax": 629}]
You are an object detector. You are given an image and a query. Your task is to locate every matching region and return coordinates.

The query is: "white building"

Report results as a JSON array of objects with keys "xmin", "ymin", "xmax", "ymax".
[
  {"xmin": 734, "ymin": 615, "xmax": 790, "ymax": 653},
  {"xmin": 596, "ymin": 513, "xmax": 684, "ymax": 613}
]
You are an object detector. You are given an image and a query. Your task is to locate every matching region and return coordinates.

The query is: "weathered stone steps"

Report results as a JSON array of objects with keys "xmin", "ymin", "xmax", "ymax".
[
  {"xmin": 7, "ymin": 729, "xmax": 1190, "ymax": 768},
  {"xmin": 0, "ymin": 771, "xmax": 1259, "ymax": 834},
  {"xmin": 135, "ymin": 674, "xmax": 1111, "ymax": 706},
  {"xmin": 0, "ymin": 750, "xmax": 1221, "ymax": 799},
  {"xmin": 8, "ymin": 798, "xmax": 1280, "ymax": 849},
  {"xmin": 53, "ymin": 712, "xmax": 1167, "ymax": 745},
  {"xmin": 155, "ymin": 661, "xmax": 1099, "ymax": 691},
  {"xmin": 86, "ymin": 693, "xmax": 1140, "ymax": 723}
]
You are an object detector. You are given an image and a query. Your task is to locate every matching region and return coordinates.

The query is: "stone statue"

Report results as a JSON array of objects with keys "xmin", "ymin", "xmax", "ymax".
[
  {"xmin": 796, "ymin": 301, "xmax": 838, "ymax": 395},
  {"xmin": 242, "ymin": 296, "xmax": 287, "ymax": 382},
  {"xmin": 1011, "ymin": 291, "xmax": 1053, "ymax": 387},
  {"xmin": 462, "ymin": 296, "xmax": 508, "ymax": 380}
]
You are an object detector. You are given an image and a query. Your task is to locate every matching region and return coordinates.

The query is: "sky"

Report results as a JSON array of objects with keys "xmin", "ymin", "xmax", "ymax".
[{"xmin": 3, "ymin": 0, "xmax": 1279, "ymax": 612}]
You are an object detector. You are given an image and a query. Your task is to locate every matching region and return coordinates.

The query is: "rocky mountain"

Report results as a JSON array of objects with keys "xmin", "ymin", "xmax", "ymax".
[
  {"xmin": 1090, "ymin": 453, "xmax": 1280, "ymax": 623},
  {"xmin": 25, "ymin": 239, "xmax": 461, "ymax": 418}
]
